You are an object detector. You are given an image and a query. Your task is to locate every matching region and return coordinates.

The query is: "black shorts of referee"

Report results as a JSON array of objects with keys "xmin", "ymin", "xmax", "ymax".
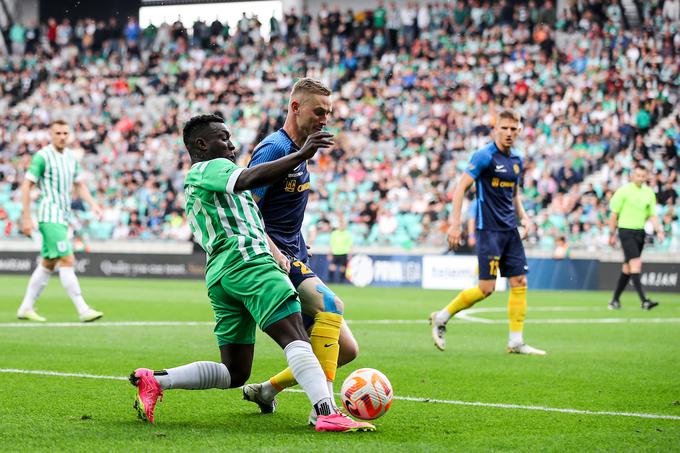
[{"xmin": 618, "ymin": 228, "xmax": 646, "ymax": 263}]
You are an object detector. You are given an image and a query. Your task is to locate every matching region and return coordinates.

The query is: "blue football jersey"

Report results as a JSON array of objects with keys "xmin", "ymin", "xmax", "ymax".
[
  {"xmin": 249, "ymin": 129, "xmax": 310, "ymax": 261},
  {"xmin": 465, "ymin": 141, "xmax": 523, "ymax": 231}
]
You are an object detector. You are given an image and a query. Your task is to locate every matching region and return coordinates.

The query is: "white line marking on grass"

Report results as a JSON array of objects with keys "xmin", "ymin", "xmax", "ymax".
[
  {"xmin": 0, "ymin": 369, "xmax": 127, "ymax": 381},
  {"xmin": 2, "ymin": 317, "xmax": 680, "ymax": 328},
  {"xmin": 2, "ymin": 368, "xmax": 679, "ymax": 422},
  {"xmin": 0, "ymin": 321, "xmax": 214, "ymax": 328}
]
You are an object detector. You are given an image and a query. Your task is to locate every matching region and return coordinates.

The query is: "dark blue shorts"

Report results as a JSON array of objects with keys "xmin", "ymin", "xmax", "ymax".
[
  {"xmin": 476, "ymin": 229, "xmax": 528, "ymax": 279},
  {"xmin": 288, "ymin": 257, "xmax": 318, "ymax": 289},
  {"xmin": 287, "ymin": 257, "xmax": 318, "ymax": 329}
]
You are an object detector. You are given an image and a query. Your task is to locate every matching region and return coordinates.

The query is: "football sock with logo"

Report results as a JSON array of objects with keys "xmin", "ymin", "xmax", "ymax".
[
  {"xmin": 436, "ymin": 286, "xmax": 486, "ymax": 324},
  {"xmin": 284, "ymin": 340, "xmax": 334, "ymax": 415},
  {"xmin": 264, "ymin": 312, "xmax": 343, "ymax": 399},
  {"xmin": 153, "ymin": 361, "xmax": 231, "ymax": 390},
  {"xmin": 18, "ymin": 265, "xmax": 53, "ymax": 312},
  {"xmin": 508, "ymin": 286, "xmax": 527, "ymax": 345},
  {"xmin": 309, "ymin": 312, "xmax": 343, "ymax": 382},
  {"xmin": 629, "ymin": 273, "xmax": 647, "ymax": 302},
  {"xmin": 58, "ymin": 267, "xmax": 90, "ymax": 315}
]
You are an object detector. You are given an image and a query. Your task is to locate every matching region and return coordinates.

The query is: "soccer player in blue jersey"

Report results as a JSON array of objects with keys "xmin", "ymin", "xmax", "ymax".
[
  {"xmin": 429, "ymin": 109, "xmax": 546, "ymax": 355},
  {"xmin": 242, "ymin": 78, "xmax": 359, "ymax": 424}
]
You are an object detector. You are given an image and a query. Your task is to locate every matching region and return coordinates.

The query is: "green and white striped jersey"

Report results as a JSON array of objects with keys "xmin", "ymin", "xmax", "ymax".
[
  {"xmin": 184, "ymin": 158, "xmax": 271, "ymax": 288},
  {"xmin": 26, "ymin": 145, "xmax": 83, "ymax": 225}
]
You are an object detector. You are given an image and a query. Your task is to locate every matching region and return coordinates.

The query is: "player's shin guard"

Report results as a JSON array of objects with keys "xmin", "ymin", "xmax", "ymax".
[
  {"xmin": 284, "ymin": 340, "xmax": 333, "ymax": 414},
  {"xmin": 310, "ymin": 312, "xmax": 342, "ymax": 382},
  {"xmin": 437, "ymin": 286, "xmax": 485, "ymax": 323},
  {"xmin": 18, "ymin": 265, "xmax": 52, "ymax": 312},
  {"xmin": 508, "ymin": 286, "xmax": 527, "ymax": 344},
  {"xmin": 58, "ymin": 267, "xmax": 90, "ymax": 315},
  {"xmin": 268, "ymin": 312, "xmax": 343, "ymax": 391}
]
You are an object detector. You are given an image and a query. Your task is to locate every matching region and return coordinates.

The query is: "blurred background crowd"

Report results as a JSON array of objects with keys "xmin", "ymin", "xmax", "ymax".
[{"xmin": 0, "ymin": 0, "xmax": 678, "ymax": 252}]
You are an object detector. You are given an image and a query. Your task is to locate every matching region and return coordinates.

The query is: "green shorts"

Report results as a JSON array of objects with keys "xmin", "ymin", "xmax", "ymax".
[
  {"xmin": 207, "ymin": 254, "xmax": 301, "ymax": 346},
  {"xmin": 39, "ymin": 222, "xmax": 72, "ymax": 259}
]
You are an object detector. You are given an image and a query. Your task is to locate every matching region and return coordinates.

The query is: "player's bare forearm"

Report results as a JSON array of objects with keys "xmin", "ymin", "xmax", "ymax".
[
  {"xmin": 608, "ymin": 212, "xmax": 618, "ymax": 233},
  {"xmin": 449, "ymin": 173, "xmax": 474, "ymax": 225},
  {"xmin": 20, "ymin": 179, "xmax": 35, "ymax": 237},
  {"xmin": 649, "ymin": 215, "xmax": 664, "ymax": 241},
  {"xmin": 236, "ymin": 131, "xmax": 333, "ymax": 192},
  {"xmin": 20, "ymin": 179, "xmax": 35, "ymax": 219},
  {"xmin": 235, "ymin": 154, "xmax": 306, "ymax": 192},
  {"xmin": 266, "ymin": 233, "xmax": 290, "ymax": 272},
  {"xmin": 77, "ymin": 181, "xmax": 96, "ymax": 206},
  {"xmin": 513, "ymin": 192, "xmax": 529, "ymax": 224}
]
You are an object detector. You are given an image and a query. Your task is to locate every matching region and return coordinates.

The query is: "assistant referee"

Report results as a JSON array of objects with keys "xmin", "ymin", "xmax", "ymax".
[{"xmin": 608, "ymin": 164, "xmax": 665, "ymax": 310}]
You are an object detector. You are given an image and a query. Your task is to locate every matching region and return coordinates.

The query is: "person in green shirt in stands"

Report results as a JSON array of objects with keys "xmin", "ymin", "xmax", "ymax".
[
  {"xmin": 607, "ymin": 164, "xmax": 665, "ymax": 311},
  {"xmin": 329, "ymin": 218, "xmax": 353, "ymax": 283}
]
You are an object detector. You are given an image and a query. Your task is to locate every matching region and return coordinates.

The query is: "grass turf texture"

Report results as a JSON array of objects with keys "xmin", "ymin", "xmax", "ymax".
[{"xmin": 1, "ymin": 275, "xmax": 679, "ymax": 452}]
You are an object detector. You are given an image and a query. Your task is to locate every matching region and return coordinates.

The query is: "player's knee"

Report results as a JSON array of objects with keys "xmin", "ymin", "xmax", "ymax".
[
  {"xmin": 42, "ymin": 259, "xmax": 57, "ymax": 271},
  {"xmin": 59, "ymin": 255, "xmax": 74, "ymax": 267},
  {"xmin": 315, "ymin": 284, "xmax": 343, "ymax": 315},
  {"xmin": 338, "ymin": 337, "xmax": 359, "ymax": 367},
  {"xmin": 511, "ymin": 275, "xmax": 527, "ymax": 287},
  {"xmin": 331, "ymin": 296, "xmax": 345, "ymax": 314},
  {"xmin": 478, "ymin": 282, "xmax": 495, "ymax": 297}
]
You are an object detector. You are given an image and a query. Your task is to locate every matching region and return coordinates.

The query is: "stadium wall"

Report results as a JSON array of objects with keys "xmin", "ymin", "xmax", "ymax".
[{"xmin": 0, "ymin": 250, "xmax": 678, "ymax": 293}]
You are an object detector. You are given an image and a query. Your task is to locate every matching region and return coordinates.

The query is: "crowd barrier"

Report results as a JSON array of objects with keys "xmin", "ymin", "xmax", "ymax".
[{"xmin": 0, "ymin": 251, "xmax": 677, "ymax": 293}]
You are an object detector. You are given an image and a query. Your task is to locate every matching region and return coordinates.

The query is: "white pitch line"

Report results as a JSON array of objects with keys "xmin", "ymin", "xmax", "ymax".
[
  {"xmin": 1, "ymin": 368, "xmax": 679, "ymax": 422},
  {"xmin": 3, "ymin": 318, "xmax": 680, "ymax": 328}
]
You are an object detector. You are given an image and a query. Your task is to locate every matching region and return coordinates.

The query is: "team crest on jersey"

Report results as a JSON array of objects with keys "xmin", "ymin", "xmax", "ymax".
[
  {"xmin": 513, "ymin": 164, "xmax": 520, "ymax": 174},
  {"xmin": 285, "ymin": 179, "xmax": 297, "ymax": 192}
]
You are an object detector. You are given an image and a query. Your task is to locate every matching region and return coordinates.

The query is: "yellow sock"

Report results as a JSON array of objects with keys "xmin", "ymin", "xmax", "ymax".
[
  {"xmin": 268, "ymin": 312, "xmax": 343, "ymax": 390},
  {"xmin": 309, "ymin": 312, "xmax": 343, "ymax": 381},
  {"xmin": 268, "ymin": 367, "xmax": 296, "ymax": 392},
  {"xmin": 444, "ymin": 286, "xmax": 486, "ymax": 316},
  {"xmin": 508, "ymin": 286, "xmax": 527, "ymax": 334}
]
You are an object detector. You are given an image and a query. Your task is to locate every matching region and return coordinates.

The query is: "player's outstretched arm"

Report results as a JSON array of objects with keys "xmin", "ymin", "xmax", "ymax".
[
  {"xmin": 447, "ymin": 172, "xmax": 475, "ymax": 250},
  {"xmin": 234, "ymin": 131, "xmax": 333, "ymax": 192}
]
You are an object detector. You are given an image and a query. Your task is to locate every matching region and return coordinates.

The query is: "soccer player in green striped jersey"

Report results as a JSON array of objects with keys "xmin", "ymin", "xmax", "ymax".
[
  {"xmin": 129, "ymin": 114, "xmax": 375, "ymax": 432},
  {"xmin": 16, "ymin": 120, "xmax": 104, "ymax": 323}
]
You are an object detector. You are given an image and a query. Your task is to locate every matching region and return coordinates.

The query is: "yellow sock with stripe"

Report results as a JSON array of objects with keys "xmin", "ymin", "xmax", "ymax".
[
  {"xmin": 508, "ymin": 286, "xmax": 527, "ymax": 345},
  {"xmin": 436, "ymin": 286, "xmax": 486, "ymax": 323},
  {"xmin": 268, "ymin": 312, "xmax": 343, "ymax": 391}
]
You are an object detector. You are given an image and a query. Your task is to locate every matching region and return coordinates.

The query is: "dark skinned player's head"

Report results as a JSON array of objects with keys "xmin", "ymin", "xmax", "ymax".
[{"xmin": 182, "ymin": 114, "xmax": 237, "ymax": 164}]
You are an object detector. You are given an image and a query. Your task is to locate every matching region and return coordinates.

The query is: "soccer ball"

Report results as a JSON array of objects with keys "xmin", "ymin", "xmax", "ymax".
[{"xmin": 340, "ymin": 368, "xmax": 393, "ymax": 420}]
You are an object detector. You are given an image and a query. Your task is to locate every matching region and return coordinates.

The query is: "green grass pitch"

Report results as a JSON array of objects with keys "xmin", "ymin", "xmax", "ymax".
[{"xmin": 1, "ymin": 275, "xmax": 679, "ymax": 451}]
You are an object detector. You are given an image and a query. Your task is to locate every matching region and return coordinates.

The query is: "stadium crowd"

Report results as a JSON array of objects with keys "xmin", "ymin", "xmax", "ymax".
[{"xmin": 0, "ymin": 0, "xmax": 678, "ymax": 252}]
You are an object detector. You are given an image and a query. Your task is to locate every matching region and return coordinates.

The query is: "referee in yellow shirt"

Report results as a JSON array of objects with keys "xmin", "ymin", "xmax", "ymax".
[{"xmin": 608, "ymin": 165, "xmax": 665, "ymax": 310}]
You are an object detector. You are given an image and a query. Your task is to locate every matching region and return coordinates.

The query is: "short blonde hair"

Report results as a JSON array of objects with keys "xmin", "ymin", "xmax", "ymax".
[
  {"xmin": 291, "ymin": 77, "xmax": 331, "ymax": 99},
  {"xmin": 496, "ymin": 109, "xmax": 521, "ymax": 123}
]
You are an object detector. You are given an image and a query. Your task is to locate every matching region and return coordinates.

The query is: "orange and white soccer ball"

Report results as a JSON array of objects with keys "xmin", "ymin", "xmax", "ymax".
[{"xmin": 340, "ymin": 368, "xmax": 393, "ymax": 420}]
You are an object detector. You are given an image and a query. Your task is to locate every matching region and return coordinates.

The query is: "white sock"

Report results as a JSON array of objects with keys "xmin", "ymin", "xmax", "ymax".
[
  {"xmin": 58, "ymin": 267, "xmax": 90, "ymax": 315},
  {"xmin": 284, "ymin": 340, "xmax": 334, "ymax": 416},
  {"xmin": 435, "ymin": 309, "xmax": 451, "ymax": 324},
  {"xmin": 327, "ymin": 380, "xmax": 337, "ymax": 408},
  {"xmin": 19, "ymin": 265, "xmax": 53, "ymax": 313},
  {"xmin": 153, "ymin": 361, "xmax": 231, "ymax": 390},
  {"xmin": 509, "ymin": 331, "xmax": 524, "ymax": 346},
  {"xmin": 258, "ymin": 380, "xmax": 279, "ymax": 402}
]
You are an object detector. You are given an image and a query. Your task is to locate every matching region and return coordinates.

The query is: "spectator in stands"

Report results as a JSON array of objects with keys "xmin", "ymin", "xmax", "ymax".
[{"xmin": 0, "ymin": 3, "xmax": 677, "ymax": 255}]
